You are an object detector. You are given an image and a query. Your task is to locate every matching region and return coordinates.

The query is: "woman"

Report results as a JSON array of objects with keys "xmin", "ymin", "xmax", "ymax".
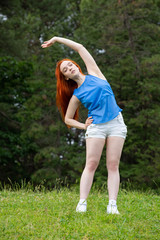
[{"xmin": 41, "ymin": 37, "xmax": 127, "ymax": 214}]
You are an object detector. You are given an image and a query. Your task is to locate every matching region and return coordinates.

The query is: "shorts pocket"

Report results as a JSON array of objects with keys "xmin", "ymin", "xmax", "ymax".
[
  {"xmin": 87, "ymin": 123, "xmax": 95, "ymax": 129},
  {"xmin": 121, "ymin": 125, "xmax": 127, "ymax": 134},
  {"xmin": 117, "ymin": 113, "xmax": 126, "ymax": 125},
  {"xmin": 85, "ymin": 124, "xmax": 97, "ymax": 138},
  {"xmin": 86, "ymin": 124, "xmax": 95, "ymax": 134}
]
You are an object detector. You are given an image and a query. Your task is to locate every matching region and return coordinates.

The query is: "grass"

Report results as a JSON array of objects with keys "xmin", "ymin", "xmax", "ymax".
[{"xmin": 0, "ymin": 186, "xmax": 159, "ymax": 240}]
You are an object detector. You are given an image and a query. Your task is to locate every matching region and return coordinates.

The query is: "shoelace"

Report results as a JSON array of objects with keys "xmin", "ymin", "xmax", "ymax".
[{"xmin": 79, "ymin": 202, "xmax": 87, "ymax": 206}]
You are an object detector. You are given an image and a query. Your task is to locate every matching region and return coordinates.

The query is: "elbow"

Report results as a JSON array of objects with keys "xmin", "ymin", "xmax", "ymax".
[
  {"xmin": 64, "ymin": 117, "xmax": 72, "ymax": 128},
  {"xmin": 64, "ymin": 116, "xmax": 68, "ymax": 125},
  {"xmin": 64, "ymin": 116, "xmax": 70, "ymax": 125}
]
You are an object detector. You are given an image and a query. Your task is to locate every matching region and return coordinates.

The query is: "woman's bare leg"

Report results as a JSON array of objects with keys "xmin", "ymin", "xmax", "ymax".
[
  {"xmin": 80, "ymin": 138, "xmax": 105, "ymax": 199},
  {"xmin": 106, "ymin": 136, "xmax": 125, "ymax": 200}
]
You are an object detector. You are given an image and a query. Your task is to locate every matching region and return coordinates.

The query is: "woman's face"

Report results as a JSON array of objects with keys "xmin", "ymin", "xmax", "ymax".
[{"xmin": 60, "ymin": 61, "xmax": 79, "ymax": 80}]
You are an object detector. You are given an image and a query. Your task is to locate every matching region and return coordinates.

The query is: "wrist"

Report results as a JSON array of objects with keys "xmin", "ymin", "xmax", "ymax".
[
  {"xmin": 52, "ymin": 36, "xmax": 57, "ymax": 43},
  {"xmin": 84, "ymin": 124, "xmax": 87, "ymax": 130}
]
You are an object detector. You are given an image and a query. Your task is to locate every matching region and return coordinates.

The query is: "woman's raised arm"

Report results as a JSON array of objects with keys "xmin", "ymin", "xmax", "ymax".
[{"xmin": 41, "ymin": 36, "xmax": 106, "ymax": 79}]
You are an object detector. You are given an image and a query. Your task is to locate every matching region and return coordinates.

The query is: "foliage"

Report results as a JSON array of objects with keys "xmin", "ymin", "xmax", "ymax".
[
  {"xmin": 77, "ymin": 0, "xmax": 160, "ymax": 187},
  {"xmin": 0, "ymin": 56, "xmax": 36, "ymax": 182},
  {"xmin": 0, "ymin": 0, "xmax": 160, "ymax": 188}
]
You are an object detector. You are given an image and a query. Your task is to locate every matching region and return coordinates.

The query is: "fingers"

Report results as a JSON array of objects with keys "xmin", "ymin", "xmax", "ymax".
[
  {"xmin": 86, "ymin": 116, "xmax": 93, "ymax": 125},
  {"xmin": 41, "ymin": 40, "xmax": 52, "ymax": 48},
  {"xmin": 88, "ymin": 116, "xmax": 93, "ymax": 122},
  {"xmin": 41, "ymin": 37, "xmax": 56, "ymax": 48},
  {"xmin": 41, "ymin": 45, "xmax": 48, "ymax": 48},
  {"xmin": 87, "ymin": 116, "xmax": 93, "ymax": 121},
  {"xmin": 41, "ymin": 43, "xmax": 50, "ymax": 48},
  {"xmin": 85, "ymin": 117, "xmax": 93, "ymax": 129}
]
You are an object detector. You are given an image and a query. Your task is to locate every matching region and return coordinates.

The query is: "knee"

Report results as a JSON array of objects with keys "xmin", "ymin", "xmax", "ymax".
[
  {"xmin": 107, "ymin": 159, "xmax": 119, "ymax": 172},
  {"xmin": 86, "ymin": 160, "xmax": 98, "ymax": 172}
]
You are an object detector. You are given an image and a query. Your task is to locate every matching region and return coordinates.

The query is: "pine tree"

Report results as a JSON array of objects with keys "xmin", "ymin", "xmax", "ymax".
[{"xmin": 75, "ymin": 0, "xmax": 160, "ymax": 188}]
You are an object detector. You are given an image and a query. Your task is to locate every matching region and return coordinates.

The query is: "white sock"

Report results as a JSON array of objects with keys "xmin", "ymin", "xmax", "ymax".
[
  {"xmin": 109, "ymin": 199, "xmax": 117, "ymax": 206},
  {"xmin": 79, "ymin": 199, "xmax": 87, "ymax": 204}
]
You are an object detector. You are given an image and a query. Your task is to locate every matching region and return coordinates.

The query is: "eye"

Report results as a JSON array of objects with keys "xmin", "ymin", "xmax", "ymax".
[
  {"xmin": 63, "ymin": 68, "xmax": 67, "ymax": 73},
  {"xmin": 69, "ymin": 63, "xmax": 72, "ymax": 66}
]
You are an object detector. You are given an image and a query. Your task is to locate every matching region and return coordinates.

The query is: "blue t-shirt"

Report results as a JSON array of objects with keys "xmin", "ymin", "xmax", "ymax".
[{"xmin": 73, "ymin": 74, "xmax": 122, "ymax": 124}]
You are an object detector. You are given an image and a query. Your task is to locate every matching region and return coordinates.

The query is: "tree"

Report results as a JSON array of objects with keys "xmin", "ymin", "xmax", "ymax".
[
  {"xmin": 0, "ymin": 56, "xmax": 35, "ymax": 183},
  {"xmin": 0, "ymin": 0, "xmax": 159, "ymax": 189},
  {"xmin": 76, "ymin": 0, "xmax": 160, "ymax": 188},
  {"xmin": 0, "ymin": 0, "xmax": 86, "ymax": 187}
]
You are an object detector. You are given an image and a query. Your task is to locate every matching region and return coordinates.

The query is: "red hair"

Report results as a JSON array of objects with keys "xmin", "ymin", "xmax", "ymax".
[{"xmin": 55, "ymin": 58, "xmax": 83, "ymax": 124}]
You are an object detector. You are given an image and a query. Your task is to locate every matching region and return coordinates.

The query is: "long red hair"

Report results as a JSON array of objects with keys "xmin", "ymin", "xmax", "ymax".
[{"xmin": 55, "ymin": 58, "xmax": 83, "ymax": 124}]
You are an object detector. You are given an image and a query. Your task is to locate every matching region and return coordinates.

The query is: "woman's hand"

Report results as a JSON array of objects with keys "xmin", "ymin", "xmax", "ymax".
[
  {"xmin": 85, "ymin": 117, "xmax": 93, "ymax": 129},
  {"xmin": 41, "ymin": 37, "xmax": 57, "ymax": 48}
]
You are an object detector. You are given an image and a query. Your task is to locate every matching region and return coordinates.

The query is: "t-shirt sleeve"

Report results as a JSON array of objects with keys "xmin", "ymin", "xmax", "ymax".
[{"xmin": 73, "ymin": 89, "xmax": 80, "ymax": 101}]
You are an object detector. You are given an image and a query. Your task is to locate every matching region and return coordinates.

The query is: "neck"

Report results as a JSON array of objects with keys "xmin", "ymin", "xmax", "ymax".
[{"xmin": 73, "ymin": 73, "xmax": 85, "ymax": 88}]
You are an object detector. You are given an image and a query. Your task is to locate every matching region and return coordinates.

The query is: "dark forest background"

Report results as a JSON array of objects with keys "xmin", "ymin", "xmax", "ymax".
[{"xmin": 0, "ymin": 0, "xmax": 160, "ymax": 190}]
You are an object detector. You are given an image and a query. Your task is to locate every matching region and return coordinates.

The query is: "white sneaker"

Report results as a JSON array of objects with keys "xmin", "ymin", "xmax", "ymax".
[
  {"xmin": 107, "ymin": 204, "xmax": 120, "ymax": 214},
  {"xmin": 76, "ymin": 200, "xmax": 87, "ymax": 213}
]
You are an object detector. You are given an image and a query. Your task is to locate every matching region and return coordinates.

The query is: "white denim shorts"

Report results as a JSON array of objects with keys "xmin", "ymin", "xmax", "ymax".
[{"xmin": 85, "ymin": 112, "xmax": 127, "ymax": 139}]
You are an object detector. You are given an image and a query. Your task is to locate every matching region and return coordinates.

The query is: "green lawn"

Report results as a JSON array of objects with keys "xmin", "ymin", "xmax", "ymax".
[{"xmin": 0, "ymin": 187, "xmax": 159, "ymax": 240}]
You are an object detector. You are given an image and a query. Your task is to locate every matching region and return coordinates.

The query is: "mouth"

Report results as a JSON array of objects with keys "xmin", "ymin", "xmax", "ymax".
[{"xmin": 71, "ymin": 70, "xmax": 75, "ymax": 74}]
